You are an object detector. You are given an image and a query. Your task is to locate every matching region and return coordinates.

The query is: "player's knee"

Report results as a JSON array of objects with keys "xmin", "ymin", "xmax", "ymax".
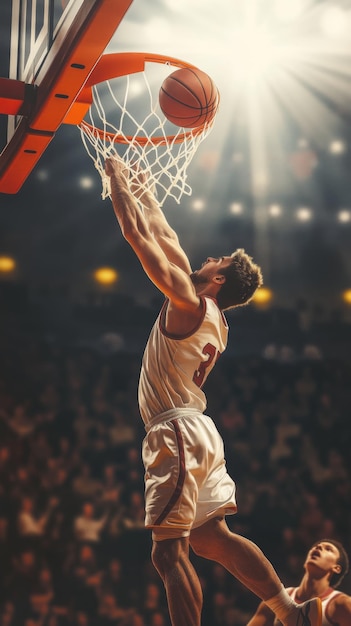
[{"xmin": 151, "ymin": 539, "xmax": 184, "ymax": 577}]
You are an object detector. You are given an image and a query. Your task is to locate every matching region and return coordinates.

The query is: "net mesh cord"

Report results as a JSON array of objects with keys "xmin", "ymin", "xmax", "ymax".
[{"xmin": 79, "ymin": 70, "xmax": 215, "ymax": 208}]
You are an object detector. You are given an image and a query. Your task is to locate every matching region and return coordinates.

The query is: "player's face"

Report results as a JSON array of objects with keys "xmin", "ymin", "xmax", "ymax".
[
  {"xmin": 191, "ymin": 256, "xmax": 232, "ymax": 285},
  {"xmin": 304, "ymin": 541, "xmax": 341, "ymax": 576}
]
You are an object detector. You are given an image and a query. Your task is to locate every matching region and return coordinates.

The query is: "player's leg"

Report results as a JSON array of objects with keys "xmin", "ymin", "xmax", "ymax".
[
  {"xmin": 191, "ymin": 517, "xmax": 281, "ymax": 599},
  {"xmin": 190, "ymin": 517, "xmax": 322, "ymax": 626},
  {"xmin": 152, "ymin": 536, "xmax": 202, "ymax": 626},
  {"xmin": 143, "ymin": 418, "xmax": 203, "ymax": 626}
]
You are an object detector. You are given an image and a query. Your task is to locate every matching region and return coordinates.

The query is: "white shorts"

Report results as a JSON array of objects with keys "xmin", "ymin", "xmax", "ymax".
[{"xmin": 142, "ymin": 408, "xmax": 237, "ymax": 541}]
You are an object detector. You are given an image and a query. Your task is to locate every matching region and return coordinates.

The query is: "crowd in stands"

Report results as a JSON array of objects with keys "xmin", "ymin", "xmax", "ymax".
[{"xmin": 0, "ymin": 325, "xmax": 350, "ymax": 625}]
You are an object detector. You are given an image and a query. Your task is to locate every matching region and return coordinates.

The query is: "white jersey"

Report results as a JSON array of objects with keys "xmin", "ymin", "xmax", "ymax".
[
  {"xmin": 274, "ymin": 587, "xmax": 344, "ymax": 626},
  {"xmin": 138, "ymin": 296, "xmax": 228, "ymax": 426}
]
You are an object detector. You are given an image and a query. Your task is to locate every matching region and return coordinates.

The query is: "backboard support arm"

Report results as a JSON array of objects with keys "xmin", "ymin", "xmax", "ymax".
[{"xmin": 0, "ymin": 0, "xmax": 134, "ymax": 194}]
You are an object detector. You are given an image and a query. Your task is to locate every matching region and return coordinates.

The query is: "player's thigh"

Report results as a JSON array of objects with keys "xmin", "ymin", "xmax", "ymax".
[{"xmin": 190, "ymin": 516, "xmax": 229, "ymax": 557}]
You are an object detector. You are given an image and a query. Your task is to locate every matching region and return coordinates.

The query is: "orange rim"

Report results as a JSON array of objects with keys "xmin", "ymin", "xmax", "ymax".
[
  {"xmin": 79, "ymin": 52, "xmax": 211, "ymax": 145},
  {"xmin": 80, "ymin": 121, "xmax": 208, "ymax": 146}
]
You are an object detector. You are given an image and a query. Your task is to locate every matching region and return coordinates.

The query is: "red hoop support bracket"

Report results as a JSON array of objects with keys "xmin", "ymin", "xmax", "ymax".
[{"xmin": 0, "ymin": 0, "xmax": 134, "ymax": 194}]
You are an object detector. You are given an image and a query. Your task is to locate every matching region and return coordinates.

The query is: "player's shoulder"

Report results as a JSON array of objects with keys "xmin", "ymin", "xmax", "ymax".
[
  {"xmin": 329, "ymin": 590, "xmax": 351, "ymax": 604},
  {"xmin": 328, "ymin": 591, "xmax": 351, "ymax": 620}
]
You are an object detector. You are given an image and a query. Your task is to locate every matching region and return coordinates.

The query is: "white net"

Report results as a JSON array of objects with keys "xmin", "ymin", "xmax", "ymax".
[{"xmin": 79, "ymin": 64, "xmax": 216, "ymax": 208}]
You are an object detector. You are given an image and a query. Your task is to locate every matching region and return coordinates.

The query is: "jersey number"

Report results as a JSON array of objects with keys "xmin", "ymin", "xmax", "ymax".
[{"xmin": 192, "ymin": 343, "xmax": 220, "ymax": 388}]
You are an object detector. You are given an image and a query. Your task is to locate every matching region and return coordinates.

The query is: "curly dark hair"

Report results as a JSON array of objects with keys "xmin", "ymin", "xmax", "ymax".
[{"xmin": 216, "ymin": 248, "xmax": 263, "ymax": 311}]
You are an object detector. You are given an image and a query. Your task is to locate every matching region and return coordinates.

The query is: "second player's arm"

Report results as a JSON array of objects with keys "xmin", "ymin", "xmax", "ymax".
[{"xmin": 331, "ymin": 593, "xmax": 351, "ymax": 626}]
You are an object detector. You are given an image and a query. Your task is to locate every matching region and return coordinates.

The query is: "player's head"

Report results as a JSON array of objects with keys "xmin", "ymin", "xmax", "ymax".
[
  {"xmin": 307, "ymin": 539, "xmax": 349, "ymax": 588},
  {"xmin": 216, "ymin": 249, "xmax": 263, "ymax": 311}
]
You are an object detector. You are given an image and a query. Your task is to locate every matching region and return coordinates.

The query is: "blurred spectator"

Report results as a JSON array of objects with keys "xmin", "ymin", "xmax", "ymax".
[
  {"xmin": 28, "ymin": 431, "xmax": 53, "ymax": 472},
  {"xmin": 122, "ymin": 491, "xmax": 145, "ymax": 531},
  {"xmin": 0, "ymin": 601, "xmax": 17, "ymax": 626},
  {"xmin": 97, "ymin": 592, "xmax": 133, "ymax": 625},
  {"xmin": 6, "ymin": 403, "xmax": 36, "ymax": 438},
  {"xmin": 100, "ymin": 557, "xmax": 130, "ymax": 606},
  {"xmin": 109, "ymin": 407, "xmax": 136, "ymax": 448},
  {"xmin": 73, "ymin": 403, "xmax": 94, "ymax": 446},
  {"xmin": 73, "ymin": 501, "xmax": 109, "ymax": 543},
  {"xmin": 8, "ymin": 549, "xmax": 40, "ymax": 618},
  {"xmin": 150, "ymin": 611, "xmax": 168, "ymax": 626},
  {"xmin": 0, "ymin": 516, "xmax": 11, "ymax": 574},
  {"xmin": 100, "ymin": 464, "xmax": 122, "ymax": 504},
  {"xmin": 121, "ymin": 447, "xmax": 144, "ymax": 491},
  {"xmin": 129, "ymin": 613, "xmax": 146, "ymax": 626},
  {"xmin": 142, "ymin": 582, "xmax": 163, "ymax": 622},
  {"xmin": 72, "ymin": 463, "xmax": 102, "ymax": 500},
  {"xmin": 30, "ymin": 565, "xmax": 55, "ymax": 605},
  {"xmin": 26, "ymin": 591, "xmax": 53, "ymax": 626},
  {"xmin": 17, "ymin": 496, "xmax": 58, "ymax": 544},
  {"xmin": 54, "ymin": 436, "xmax": 79, "ymax": 472},
  {"xmin": 75, "ymin": 611, "xmax": 92, "ymax": 626},
  {"xmin": 69, "ymin": 544, "xmax": 102, "ymax": 615},
  {"xmin": 10, "ymin": 466, "xmax": 36, "ymax": 503}
]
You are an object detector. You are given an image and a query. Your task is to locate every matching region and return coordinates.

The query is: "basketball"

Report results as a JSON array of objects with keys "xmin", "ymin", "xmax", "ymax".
[{"xmin": 159, "ymin": 67, "xmax": 219, "ymax": 129}]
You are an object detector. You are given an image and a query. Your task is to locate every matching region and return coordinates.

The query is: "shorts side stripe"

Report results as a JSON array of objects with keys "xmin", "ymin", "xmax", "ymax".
[{"xmin": 153, "ymin": 419, "xmax": 186, "ymax": 526}]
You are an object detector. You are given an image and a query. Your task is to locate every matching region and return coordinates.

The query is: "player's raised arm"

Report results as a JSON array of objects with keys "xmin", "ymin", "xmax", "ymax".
[
  {"xmin": 128, "ymin": 166, "xmax": 192, "ymax": 274},
  {"xmin": 105, "ymin": 157, "xmax": 198, "ymax": 311}
]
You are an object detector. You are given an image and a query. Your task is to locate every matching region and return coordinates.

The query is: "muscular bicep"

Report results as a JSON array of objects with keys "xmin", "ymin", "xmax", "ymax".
[
  {"xmin": 108, "ymin": 170, "xmax": 196, "ymax": 308},
  {"xmin": 156, "ymin": 232, "xmax": 192, "ymax": 274},
  {"xmin": 247, "ymin": 602, "xmax": 275, "ymax": 626},
  {"xmin": 133, "ymin": 182, "xmax": 192, "ymax": 273},
  {"xmin": 140, "ymin": 195, "xmax": 192, "ymax": 272},
  {"xmin": 125, "ymin": 227, "xmax": 197, "ymax": 308}
]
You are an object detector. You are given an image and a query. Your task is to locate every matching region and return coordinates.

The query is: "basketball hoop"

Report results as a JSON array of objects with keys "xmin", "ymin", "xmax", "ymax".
[{"xmin": 77, "ymin": 53, "xmax": 218, "ymax": 207}]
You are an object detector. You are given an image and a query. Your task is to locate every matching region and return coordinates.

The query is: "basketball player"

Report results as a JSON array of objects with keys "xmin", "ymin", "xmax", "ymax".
[
  {"xmin": 247, "ymin": 539, "xmax": 351, "ymax": 626},
  {"xmin": 104, "ymin": 157, "xmax": 322, "ymax": 626}
]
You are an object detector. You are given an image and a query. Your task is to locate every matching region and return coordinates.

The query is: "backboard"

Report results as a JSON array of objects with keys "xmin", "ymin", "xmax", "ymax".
[{"xmin": 0, "ymin": 0, "xmax": 133, "ymax": 193}]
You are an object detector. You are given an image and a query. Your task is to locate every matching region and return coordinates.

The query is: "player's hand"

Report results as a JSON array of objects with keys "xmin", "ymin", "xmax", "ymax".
[
  {"xmin": 129, "ymin": 165, "xmax": 148, "ymax": 194},
  {"xmin": 129, "ymin": 164, "xmax": 157, "ymax": 204},
  {"xmin": 104, "ymin": 156, "xmax": 128, "ymax": 180}
]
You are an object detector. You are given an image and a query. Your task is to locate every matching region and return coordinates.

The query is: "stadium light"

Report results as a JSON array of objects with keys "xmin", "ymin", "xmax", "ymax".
[
  {"xmin": 230, "ymin": 202, "xmax": 243, "ymax": 215},
  {"xmin": 253, "ymin": 287, "xmax": 273, "ymax": 306},
  {"xmin": 0, "ymin": 256, "xmax": 16, "ymax": 273},
  {"xmin": 268, "ymin": 204, "xmax": 282, "ymax": 217},
  {"xmin": 93, "ymin": 267, "xmax": 119, "ymax": 285},
  {"xmin": 192, "ymin": 199, "xmax": 205, "ymax": 212},
  {"xmin": 342, "ymin": 289, "xmax": 351, "ymax": 305},
  {"xmin": 296, "ymin": 207, "xmax": 313, "ymax": 221},
  {"xmin": 337, "ymin": 210, "xmax": 351, "ymax": 223}
]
